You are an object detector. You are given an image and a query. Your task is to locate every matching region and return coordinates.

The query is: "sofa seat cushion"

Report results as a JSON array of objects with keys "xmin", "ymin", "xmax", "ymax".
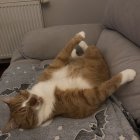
[
  {"xmin": 97, "ymin": 29, "xmax": 140, "ymax": 124},
  {"xmin": 0, "ymin": 59, "xmax": 139, "ymax": 139},
  {"xmin": 20, "ymin": 24, "xmax": 104, "ymax": 60}
]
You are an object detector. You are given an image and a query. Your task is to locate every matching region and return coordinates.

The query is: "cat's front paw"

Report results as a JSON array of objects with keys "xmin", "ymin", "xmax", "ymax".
[
  {"xmin": 41, "ymin": 119, "xmax": 53, "ymax": 127},
  {"xmin": 19, "ymin": 129, "xmax": 24, "ymax": 132},
  {"xmin": 120, "ymin": 69, "xmax": 136, "ymax": 85},
  {"xmin": 76, "ymin": 31, "xmax": 86, "ymax": 39}
]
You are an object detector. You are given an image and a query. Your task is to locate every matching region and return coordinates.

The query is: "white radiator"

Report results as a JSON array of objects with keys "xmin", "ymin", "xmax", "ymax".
[{"xmin": 0, "ymin": 0, "xmax": 45, "ymax": 59}]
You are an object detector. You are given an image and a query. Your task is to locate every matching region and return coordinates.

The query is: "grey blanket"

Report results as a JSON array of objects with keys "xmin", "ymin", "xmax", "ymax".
[{"xmin": 0, "ymin": 60, "xmax": 139, "ymax": 140}]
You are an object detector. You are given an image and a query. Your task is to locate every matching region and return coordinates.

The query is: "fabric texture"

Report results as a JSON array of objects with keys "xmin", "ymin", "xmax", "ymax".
[
  {"xmin": 0, "ymin": 60, "xmax": 139, "ymax": 140},
  {"xmin": 104, "ymin": 0, "xmax": 140, "ymax": 46},
  {"xmin": 20, "ymin": 24, "xmax": 104, "ymax": 60},
  {"xmin": 42, "ymin": 0, "xmax": 107, "ymax": 27},
  {"xmin": 97, "ymin": 29, "xmax": 140, "ymax": 124},
  {"xmin": 10, "ymin": 50, "xmax": 25, "ymax": 63}
]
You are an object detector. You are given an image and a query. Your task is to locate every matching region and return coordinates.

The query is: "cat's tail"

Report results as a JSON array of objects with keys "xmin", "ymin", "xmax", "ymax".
[{"xmin": 92, "ymin": 69, "xmax": 136, "ymax": 105}]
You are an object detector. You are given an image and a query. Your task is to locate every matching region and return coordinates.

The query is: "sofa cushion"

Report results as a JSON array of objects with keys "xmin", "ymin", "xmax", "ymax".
[
  {"xmin": 20, "ymin": 24, "xmax": 104, "ymax": 60},
  {"xmin": 104, "ymin": 0, "xmax": 140, "ymax": 46},
  {"xmin": 0, "ymin": 59, "xmax": 139, "ymax": 139},
  {"xmin": 97, "ymin": 29, "xmax": 140, "ymax": 124}
]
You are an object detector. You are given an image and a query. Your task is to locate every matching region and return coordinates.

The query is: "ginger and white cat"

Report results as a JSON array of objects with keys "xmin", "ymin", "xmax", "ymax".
[{"xmin": 0, "ymin": 31, "xmax": 136, "ymax": 133}]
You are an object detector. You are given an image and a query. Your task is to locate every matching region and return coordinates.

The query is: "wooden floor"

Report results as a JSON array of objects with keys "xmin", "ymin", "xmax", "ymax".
[{"xmin": 0, "ymin": 63, "xmax": 9, "ymax": 77}]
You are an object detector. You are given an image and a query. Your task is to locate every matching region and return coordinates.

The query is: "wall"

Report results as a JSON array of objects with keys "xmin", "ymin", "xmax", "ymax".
[{"xmin": 42, "ymin": 0, "xmax": 108, "ymax": 27}]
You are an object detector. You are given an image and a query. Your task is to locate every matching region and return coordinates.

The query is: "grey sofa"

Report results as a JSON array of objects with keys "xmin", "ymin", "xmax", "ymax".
[{"xmin": 0, "ymin": 0, "xmax": 140, "ymax": 139}]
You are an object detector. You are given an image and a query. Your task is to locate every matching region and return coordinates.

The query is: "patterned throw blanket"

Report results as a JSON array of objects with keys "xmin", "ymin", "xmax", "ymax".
[{"xmin": 0, "ymin": 60, "xmax": 139, "ymax": 140}]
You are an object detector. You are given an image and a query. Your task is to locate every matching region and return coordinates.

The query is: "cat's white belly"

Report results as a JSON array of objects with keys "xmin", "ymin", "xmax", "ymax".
[
  {"xmin": 54, "ymin": 77, "xmax": 92, "ymax": 90},
  {"xmin": 52, "ymin": 66, "xmax": 92, "ymax": 90},
  {"xmin": 29, "ymin": 66, "xmax": 92, "ymax": 126},
  {"xmin": 30, "ymin": 66, "xmax": 92, "ymax": 96}
]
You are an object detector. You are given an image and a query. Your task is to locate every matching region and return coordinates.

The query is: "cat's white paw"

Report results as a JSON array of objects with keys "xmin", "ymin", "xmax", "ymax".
[
  {"xmin": 76, "ymin": 31, "xmax": 85, "ymax": 38},
  {"xmin": 54, "ymin": 136, "xmax": 60, "ymax": 140},
  {"xmin": 71, "ymin": 49, "xmax": 77, "ymax": 58},
  {"xmin": 79, "ymin": 41, "xmax": 88, "ymax": 51},
  {"xmin": 41, "ymin": 119, "xmax": 53, "ymax": 127},
  {"xmin": 120, "ymin": 69, "xmax": 136, "ymax": 85}
]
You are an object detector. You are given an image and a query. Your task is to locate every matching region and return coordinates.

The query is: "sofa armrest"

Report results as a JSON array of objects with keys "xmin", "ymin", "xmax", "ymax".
[{"xmin": 11, "ymin": 50, "xmax": 25, "ymax": 63}]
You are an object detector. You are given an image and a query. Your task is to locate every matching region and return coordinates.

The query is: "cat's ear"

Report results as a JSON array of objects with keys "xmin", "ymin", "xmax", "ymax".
[
  {"xmin": 27, "ymin": 95, "xmax": 43, "ymax": 109},
  {"xmin": 19, "ymin": 90, "xmax": 29, "ymax": 95},
  {"xmin": 0, "ymin": 97, "xmax": 14, "ymax": 106},
  {"xmin": 2, "ymin": 119, "xmax": 18, "ymax": 133},
  {"xmin": 19, "ymin": 90, "xmax": 26, "ymax": 94},
  {"xmin": 19, "ymin": 90, "xmax": 29, "ymax": 96}
]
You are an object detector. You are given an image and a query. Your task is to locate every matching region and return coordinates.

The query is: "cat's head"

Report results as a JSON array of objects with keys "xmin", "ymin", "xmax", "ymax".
[{"xmin": 1, "ymin": 90, "xmax": 43, "ymax": 133}]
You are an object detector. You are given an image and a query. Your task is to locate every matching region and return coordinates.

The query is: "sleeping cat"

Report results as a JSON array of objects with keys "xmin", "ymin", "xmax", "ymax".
[{"xmin": 0, "ymin": 31, "xmax": 136, "ymax": 133}]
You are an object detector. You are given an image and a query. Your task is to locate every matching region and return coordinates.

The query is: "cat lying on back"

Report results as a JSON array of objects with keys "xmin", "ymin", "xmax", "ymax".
[{"xmin": 0, "ymin": 31, "xmax": 136, "ymax": 133}]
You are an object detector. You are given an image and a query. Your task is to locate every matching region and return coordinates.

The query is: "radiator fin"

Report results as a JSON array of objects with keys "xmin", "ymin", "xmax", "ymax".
[{"xmin": 0, "ymin": 1, "xmax": 44, "ymax": 59}]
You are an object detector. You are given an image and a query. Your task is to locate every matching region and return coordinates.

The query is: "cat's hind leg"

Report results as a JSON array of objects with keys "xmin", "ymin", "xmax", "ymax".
[
  {"xmin": 71, "ymin": 40, "xmax": 88, "ymax": 58},
  {"xmin": 55, "ymin": 69, "xmax": 136, "ymax": 118},
  {"xmin": 49, "ymin": 31, "xmax": 85, "ymax": 68},
  {"xmin": 80, "ymin": 69, "xmax": 136, "ymax": 108},
  {"xmin": 97, "ymin": 69, "xmax": 136, "ymax": 103},
  {"xmin": 38, "ymin": 32, "xmax": 85, "ymax": 81},
  {"xmin": 79, "ymin": 41, "xmax": 89, "ymax": 51}
]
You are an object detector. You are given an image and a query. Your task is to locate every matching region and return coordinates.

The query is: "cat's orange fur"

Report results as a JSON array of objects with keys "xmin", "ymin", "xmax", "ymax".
[{"xmin": 0, "ymin": 31, "xmax": 136, "ymax": 133}]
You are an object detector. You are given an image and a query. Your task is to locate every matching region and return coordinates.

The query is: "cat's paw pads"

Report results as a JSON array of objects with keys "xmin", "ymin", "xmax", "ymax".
[
  {"xmin": 120, "ymin": 69, "xmax": 136, "ymax": 85},
  {"xmin": 76, "ymin": 31, "xmax": 85, "ymax": 38}
]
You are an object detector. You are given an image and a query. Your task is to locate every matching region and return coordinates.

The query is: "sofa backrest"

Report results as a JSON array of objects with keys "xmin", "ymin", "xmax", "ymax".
[
  {"xmin": 104, "ymin": 0, "xmax": 140, "ymax": 46},
  {"xmin": 97, "ymin": 0, "xmax": 140, "ymax": 125},
  {"xmin": 42, "ymin": 0, "xmax": 108, "ymax": 27}
]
